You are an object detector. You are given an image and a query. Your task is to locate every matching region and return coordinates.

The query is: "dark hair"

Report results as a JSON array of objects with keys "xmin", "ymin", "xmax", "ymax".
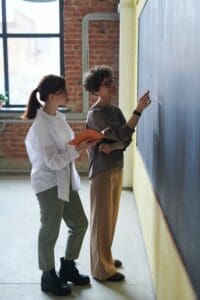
[
  {"xmin": 21, "ymin": 74, "xmax": 66, "ymax": 120},
  {"xmin": 83, "ymin": 65, "xmax": 114, "ymax": 94}
]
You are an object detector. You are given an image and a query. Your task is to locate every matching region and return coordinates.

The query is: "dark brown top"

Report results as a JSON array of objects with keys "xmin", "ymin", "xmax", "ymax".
[{"xmin": 86, "ymin": 104, "xmax": 135, "ymax": 178}]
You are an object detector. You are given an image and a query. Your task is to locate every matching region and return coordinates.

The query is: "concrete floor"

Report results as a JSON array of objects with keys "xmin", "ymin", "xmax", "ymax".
[{"xmin": 0, "ymin": 175, "xmax": 155, "ymax": 300}]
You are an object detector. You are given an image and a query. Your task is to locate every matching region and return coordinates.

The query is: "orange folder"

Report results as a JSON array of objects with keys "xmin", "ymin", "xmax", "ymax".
[{"xmin": 69, "ymin": 129, "xmax": 104, "ymax": 147}]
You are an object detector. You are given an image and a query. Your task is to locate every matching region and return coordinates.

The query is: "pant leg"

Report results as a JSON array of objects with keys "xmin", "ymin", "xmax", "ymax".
[
  {"xmin": 62, "ymin": 189, "xmax": 88, "ymax": 260},
  {"xmin": 110, "ymin": 167, "xmax": 123, "ymax": 243},
  {"xmin": 90, "ymin": 167, "xmax": 123, "ymax": 280},
  {"xmin": 37, "ymin": 186, "xmax": 65, "ymax": 271}
]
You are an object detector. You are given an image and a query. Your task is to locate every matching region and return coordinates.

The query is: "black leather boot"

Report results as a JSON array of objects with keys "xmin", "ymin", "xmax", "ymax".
[
  {"xmin": 59, "ymin": 257, "xmax": 90, "ymax": 285},
  {"xmin": 41, "ymin": 268, "xmax": 71, "ymax": 296}
]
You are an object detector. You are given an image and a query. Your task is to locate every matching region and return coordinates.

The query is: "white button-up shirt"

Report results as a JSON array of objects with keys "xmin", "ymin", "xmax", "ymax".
[{"xmin": 25, "ymin": 109, "xmax": 81, "ymax": 201}]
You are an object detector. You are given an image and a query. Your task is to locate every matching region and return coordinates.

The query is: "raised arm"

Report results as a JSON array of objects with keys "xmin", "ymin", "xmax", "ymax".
[{"xmin": 126, "ymin": 90, "xmax": 151, "ymax": 130}]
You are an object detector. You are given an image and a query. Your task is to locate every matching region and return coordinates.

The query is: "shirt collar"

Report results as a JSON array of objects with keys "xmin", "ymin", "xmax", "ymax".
[{"xmin": 37, "ymin": 109, "xmax": 59, "ymax": 122}]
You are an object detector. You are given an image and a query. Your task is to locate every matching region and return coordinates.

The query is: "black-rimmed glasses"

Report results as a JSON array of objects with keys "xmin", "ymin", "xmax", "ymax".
[{"xmin": 101, "ymin": 77, "xmax": 116, "ymax": 88}]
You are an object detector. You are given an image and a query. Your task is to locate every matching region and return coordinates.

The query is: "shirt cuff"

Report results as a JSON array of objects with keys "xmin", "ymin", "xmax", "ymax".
[{"xmin": 68, "ymin": 147, "xmax": 80, "ymax": 162}]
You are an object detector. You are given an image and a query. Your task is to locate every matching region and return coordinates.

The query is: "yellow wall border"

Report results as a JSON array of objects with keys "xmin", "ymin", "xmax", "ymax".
[
  {"xmin": 118, "ymin": 0, "xmax": 135, "ymax": 187},
  {"xmin": 133, "ymin": 150, "xmax": 196, "ymax": 300}
]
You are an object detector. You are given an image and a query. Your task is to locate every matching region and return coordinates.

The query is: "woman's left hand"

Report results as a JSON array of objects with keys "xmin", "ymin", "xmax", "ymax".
[
  {"xmin": 76, "ymin": 140, "xmax": 98, "ymax": 153},
  {"xmin": 98, "ymin": 143, "xmax": 112, "ymax": 154}
]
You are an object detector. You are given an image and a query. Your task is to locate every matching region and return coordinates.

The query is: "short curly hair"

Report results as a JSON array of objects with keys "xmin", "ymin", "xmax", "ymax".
[{"xmin": 83, "ymin": 65, "xmax": 114, "ymax": 94}]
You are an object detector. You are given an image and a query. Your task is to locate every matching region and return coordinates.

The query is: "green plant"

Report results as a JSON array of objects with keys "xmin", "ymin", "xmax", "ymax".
[{"xmin": 0, "ymin": 92, "xmax": 8, "ymax": 103}]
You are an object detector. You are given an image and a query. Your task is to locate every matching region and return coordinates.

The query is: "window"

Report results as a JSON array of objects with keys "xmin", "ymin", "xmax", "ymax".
[{"xmin": 0, "ymin": 0, "xmax": 63, "ymax": 108}]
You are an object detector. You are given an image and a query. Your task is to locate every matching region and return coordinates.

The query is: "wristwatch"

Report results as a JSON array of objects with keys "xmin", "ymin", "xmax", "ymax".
[{"xmin": 133, "ymin": 110, "xmax": 142, "ymax": 116}]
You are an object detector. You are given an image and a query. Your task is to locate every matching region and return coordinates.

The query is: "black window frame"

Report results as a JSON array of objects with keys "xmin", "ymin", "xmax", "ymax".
[{"xmin": 0, "ymin": 0, "xmax": 64, "ymax": 110}]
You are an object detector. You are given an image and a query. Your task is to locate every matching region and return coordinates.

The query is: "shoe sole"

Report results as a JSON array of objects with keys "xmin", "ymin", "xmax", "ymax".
[
  {"xmin": 59, "ymin": 274, "xmax": 90, "ymax": 286},
  {"xmin": 60, "ymin": 278, "xmax": 90, "ymax": 286},
  {"xmin": 41, "ymin": 283, "xmax": 71, "ymax": 296}
]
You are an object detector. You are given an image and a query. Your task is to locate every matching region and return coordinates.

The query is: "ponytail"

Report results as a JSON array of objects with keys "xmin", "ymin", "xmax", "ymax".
[
  {"xmin": 21, "ymin": 89, "xmax": 41, "ymax": 120},
  {"xmin": 21, "ymin": 74, "xmax": 66, "ymax": 120}
]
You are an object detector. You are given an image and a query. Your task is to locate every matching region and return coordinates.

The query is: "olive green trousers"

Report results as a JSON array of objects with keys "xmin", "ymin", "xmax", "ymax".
[{"xmin": 36, "ymin": 186, "xmax": 88, "ymax": 271}]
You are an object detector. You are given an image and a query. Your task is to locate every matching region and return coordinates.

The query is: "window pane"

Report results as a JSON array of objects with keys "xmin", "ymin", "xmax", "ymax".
[
  {"xmin": 0, "ymin": 39, "xmax": 4, "ymax": 93},
  {"xmin": 6, "ymin": 0, "xmax": 59, "ymax": 33},
  {"xmin": 8, "ymin": 38, "xmax": 60, "ymax": 105}
]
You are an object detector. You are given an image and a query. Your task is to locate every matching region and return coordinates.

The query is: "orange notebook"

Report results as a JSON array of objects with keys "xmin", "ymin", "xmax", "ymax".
[{"xmin": 69, "ymin": 129, "xmax": 104, "ymax": 147}]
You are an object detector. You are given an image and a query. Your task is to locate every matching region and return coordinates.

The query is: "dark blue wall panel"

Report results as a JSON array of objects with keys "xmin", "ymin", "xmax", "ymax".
[{"xmin": 137, "ymin": 0, "xmax": 200, "ymax": 297}]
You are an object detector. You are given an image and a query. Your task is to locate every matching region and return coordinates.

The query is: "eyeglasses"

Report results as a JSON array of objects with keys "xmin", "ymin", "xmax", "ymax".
[{"xmin": 101, "ymin": 77, "xmax": 116, "ymax": 88}]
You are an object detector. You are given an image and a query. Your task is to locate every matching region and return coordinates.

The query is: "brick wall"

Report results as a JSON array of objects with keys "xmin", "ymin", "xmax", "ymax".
[
  {"xmin": 64, "ymin": 0, "xmax": 119, "ymax": 112},
  {"xmin": 0, "ymin": 0, "xmax": 119, "ymax": 173}
]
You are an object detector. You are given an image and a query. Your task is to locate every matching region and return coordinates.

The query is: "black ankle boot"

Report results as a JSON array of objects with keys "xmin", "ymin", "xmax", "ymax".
[
  {"xmin": 41, "ymin": 268, "xmax": 71, "ymax": 296},
  {"xmin": 59, "ymin": 258, "xmax": 90, "ymax": 285}
]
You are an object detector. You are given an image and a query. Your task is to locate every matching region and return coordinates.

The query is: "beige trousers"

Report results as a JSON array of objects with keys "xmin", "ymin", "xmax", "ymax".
[{"xmin": 90, "ymin": 167, "xmax": 123, "ymax": 280}]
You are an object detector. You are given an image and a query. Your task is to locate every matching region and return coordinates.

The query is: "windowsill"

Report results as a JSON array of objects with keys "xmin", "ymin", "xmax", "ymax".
[
  {"xmin": 0, "ymin": 107, "xmax": 87, "ymax": 121},
  {"xmin": 0, "ymin": 108, "xmax": 23, "ymax": 120},
  {"xmin": 0, "ymin": 107, "xmax": 71, "ymax": 113},
  {"xmin": 0, "ymin": 107, "xmax": 24, "ymax": 112},
  {"xmin": 0, "ymin": 107, "xmax": 71, "ymax": 117}
]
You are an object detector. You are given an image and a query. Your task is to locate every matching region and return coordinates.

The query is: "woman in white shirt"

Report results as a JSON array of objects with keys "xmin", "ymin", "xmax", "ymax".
[{"xmin": 23, "ymin": 74, "xmax": 90, "ymax": 296}]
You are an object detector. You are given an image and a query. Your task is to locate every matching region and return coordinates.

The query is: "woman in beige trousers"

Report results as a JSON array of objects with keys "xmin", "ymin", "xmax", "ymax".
[{"xmin": 83, "ymin": 65, "xmax": 151, "ymax": 281}]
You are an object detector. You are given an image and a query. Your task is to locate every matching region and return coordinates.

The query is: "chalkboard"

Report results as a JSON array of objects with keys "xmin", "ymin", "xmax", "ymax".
[{"xmin": 137, "ymin": 0, "xmax": 200, "ymax": 297}]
